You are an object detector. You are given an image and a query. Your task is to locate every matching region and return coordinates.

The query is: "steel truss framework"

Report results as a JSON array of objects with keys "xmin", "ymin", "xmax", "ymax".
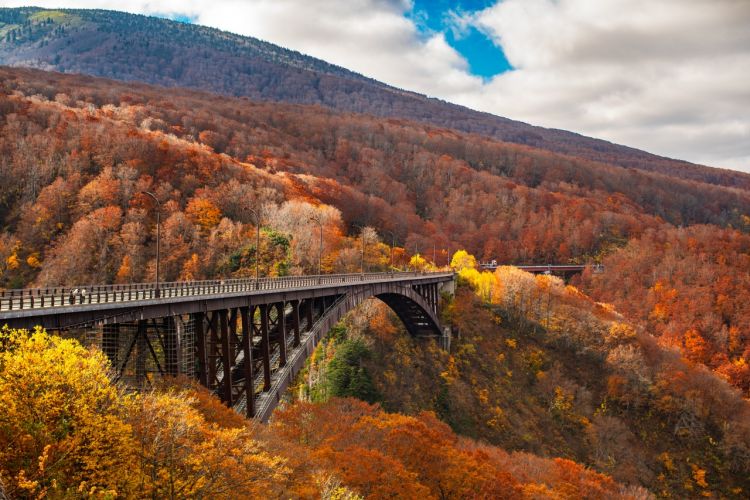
[{"xmin": 3, "ymin": 273, "xmax": 452, "ymax": 420}]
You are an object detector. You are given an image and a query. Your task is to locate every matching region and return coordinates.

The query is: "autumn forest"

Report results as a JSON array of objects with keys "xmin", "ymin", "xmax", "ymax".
[{"xmin": 1, "ymin": 7, "xmax": 750, "ymax": 500}]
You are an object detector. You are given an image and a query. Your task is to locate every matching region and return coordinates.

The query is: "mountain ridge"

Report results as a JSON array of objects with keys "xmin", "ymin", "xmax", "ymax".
[{"xmin": 2, "ymin": 6, "xmax": 749, "ymax": 190}]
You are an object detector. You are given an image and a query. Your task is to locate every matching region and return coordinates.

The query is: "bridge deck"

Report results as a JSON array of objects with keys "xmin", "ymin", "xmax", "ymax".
[
  {"xmin": 0, "ymin": 272, "xmax": 453, "ymax": 327},
  {"xmin": 479, "ymin": 263, "xmax": 602, "ymax": 273}
]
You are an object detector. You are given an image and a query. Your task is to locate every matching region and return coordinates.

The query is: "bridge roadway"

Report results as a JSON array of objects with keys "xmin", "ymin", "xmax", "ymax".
[
  {"xmin": 479, "ymin": 263, "xmax": 603, "ymax": 275},
  {"xmin": 0, "ymin": 271, "xmax": 454, "ymax": 421}
]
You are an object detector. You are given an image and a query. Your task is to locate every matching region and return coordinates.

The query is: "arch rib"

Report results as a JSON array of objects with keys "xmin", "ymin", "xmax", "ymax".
[{"xmin": 250, "ymin": 282, "xmax": 444, "ymax": 421}]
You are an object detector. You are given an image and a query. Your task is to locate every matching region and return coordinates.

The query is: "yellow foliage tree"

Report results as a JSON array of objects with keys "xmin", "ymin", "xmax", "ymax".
[
  {"xmin": 0, "ymin": 328, "xmax": 291, "ymax": 499},
  {"xmin": 115, "ymin": 254, "xmax": 133, "ymax": 283},
  {"xmin": 186, "ymin": 197, "xmax": 222, "ymax": 231},
  {"xmin": 409, "ymin": 253, "xmax": 435, "ymax": 272},
  {"xmin": 606, "ymin": 322, "xmax": 637, "ymax": 346},
  {"xmin": 0, "ymin": 327, "xmax": 138, "ymax": 497},
  {"xmin": 180, "ymin": 253, "xmax": 202, "ymax": 280},
  {"xmin": 129, "ymin": 390, "xmax": 288, "ymax": 498},
  {"xmin": 450, "ymin": 249, "xmax": 477, "ymax": 272}
]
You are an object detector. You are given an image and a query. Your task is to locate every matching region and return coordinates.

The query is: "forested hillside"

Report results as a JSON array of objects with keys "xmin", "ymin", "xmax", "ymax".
[
  {"xmin": 1, "ymin": 7, "xmax": 749, "ymax": 190},
  {"xmin": 2, "ymin": 326, "xmax": 644, "ymax": 498},
  {"xmin": 297, "ymin": 257, "xmax": 750, "ymax": 497},
  {"xmin": 581, "ymin": 226, "xmax": 750, "ymax": 395},
  {"xmin": 2, "ymin": 66, "xmax": 750, "ymax": 398}
]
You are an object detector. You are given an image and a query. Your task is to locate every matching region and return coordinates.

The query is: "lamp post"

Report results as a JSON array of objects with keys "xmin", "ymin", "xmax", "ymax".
[
  {"xmin": 361, "ymin": 228, "xmax": 366, "ymax": 275},
  {"xmin": 309, "ymin": 216, "xmax": 323, "ymax": 280},
  {"xmin": 385, "ymin": 230, "xmax": 396, "ymax": 274},
  {"xmin": 141, "ymin": 191, "xmax": 161, "ymax": 298},
  {"xmin": 247, "ymin": 207, "xmax": 261, "ymax": 288},
  {"xmin": 354, "ymin": 224, "xmax": 368, "ymax": 276}
]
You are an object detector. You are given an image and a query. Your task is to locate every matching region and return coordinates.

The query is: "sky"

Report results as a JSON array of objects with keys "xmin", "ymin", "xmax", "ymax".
[{"xmin": 3, "ymin": 0, "xmax": 749, "ymax": 171}]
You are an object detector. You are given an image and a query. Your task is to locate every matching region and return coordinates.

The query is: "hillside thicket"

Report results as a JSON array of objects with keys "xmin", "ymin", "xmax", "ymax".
[
  {"xmin": 0, "ymin": 326, "xmax": 639, "ymax": 499},
  {"xmin": 2, "ymin": 67, "xmax": 750, "ymax": 395},
  {"xmin": 298, "ymin": 256, "xmax": 750, "ymax": 498}
]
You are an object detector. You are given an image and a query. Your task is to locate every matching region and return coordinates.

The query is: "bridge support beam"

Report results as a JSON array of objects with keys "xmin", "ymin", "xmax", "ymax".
[
  {"xmin": 240, "ymin": 306, "xmax": 255, "ymax": 418},
  {"xmin": 291, "ymin": 300, "xmax": 301, "ymax": 347},
  {"xmin": 276, "ymin": 302, "xmax": 287, "ymax": 368},
  {"xmin": 135, "ymin": 320, "xmax": 147, "ymax": 386},
  {"xmin": 260, "ymin": 304, "xmax": 272, "ymax": 392},
  {"xmin": 207, "ymin": 312, "xmax": 218, "ymax": 390},
  {"xmin": 219, "ymin": 309, "xmax": 232, "ymax": 406},
  {"xmin": 102, "ymin": 323, "xmax": 119, "ymax": 368},
  {"xmin": 164, "ymin": 316, "xmax": 179, "ymax": 377},
  {"xmin": 194, "ymin": 312, "xmax": 208, "ymax": 386},
  {"xmin": 306, "ymin": 299, "xmax": 314, "ymax": 332}
]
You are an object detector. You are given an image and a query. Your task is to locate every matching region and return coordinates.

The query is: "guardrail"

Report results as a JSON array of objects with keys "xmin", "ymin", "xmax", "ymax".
[
  {"xmin": 0, "ymin": 271, "xmax": 454, "ymax": 313},
  {"xmin": 478, "ymin": 263, "xmax": 604, "ymax": 272}
]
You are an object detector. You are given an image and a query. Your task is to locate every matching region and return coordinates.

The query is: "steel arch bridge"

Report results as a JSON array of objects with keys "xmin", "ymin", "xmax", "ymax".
[{"xmin": 0, "ymin": 271, "xmax": 455, "ymax": 421}]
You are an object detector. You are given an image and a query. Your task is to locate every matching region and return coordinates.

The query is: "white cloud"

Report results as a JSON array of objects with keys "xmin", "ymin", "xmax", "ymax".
[
  {"xmin": 465, "ymin": 0, "xmax": 750, "ymax": 171},
  {"xmin": 2, "ymin": 0, "xmax": 749, "ymax": 170}
]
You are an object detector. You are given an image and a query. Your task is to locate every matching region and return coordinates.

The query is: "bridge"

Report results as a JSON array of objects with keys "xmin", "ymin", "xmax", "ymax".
[
  {"xmin": 0, "ymin": 271, "xmax": 454, "ymax": 421},
  {"xmin": 479, "ymin": 262, "xmax": 603, "ymax": 277}
]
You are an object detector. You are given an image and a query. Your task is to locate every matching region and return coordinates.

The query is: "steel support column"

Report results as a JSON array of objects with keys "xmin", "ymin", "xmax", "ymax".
[
  {"xmin": 164, "ymin": 316, "xmax": 179, "ymax": 376},
  {"xmin": 194, "ymin": 311, "xmax": 208, "ymax": 386},
  {"xmin": 278, "ymin": 302, "xmax": 287, "ymax": 368},
  {"xmin": 102, "ymin": 323, "xmax": 119, "ymax": 368},
  {"xmin": 306, "ymin": 298, "xmax": 314, "ymax": 332},
  {"xmin": 219, "ymin": 309, "xmax": 232, "ymax": 405},
  {"xmin": 291, "ymin": 300, "xmax": 301, "ymax": 347},
  {"xmin": 240, "ymin": 306, "xmax": 255, "ymax": 418},
  {"xmin": 207, "ymin": 312, "xmax": 218, "ymax": 389},
  {"xmin": 135, "ymin": 319, "xmax": 147, "ymax": 385},
  {"xmin": 260, "ymin": 304, "xmax": 272, "ymax": 391}
]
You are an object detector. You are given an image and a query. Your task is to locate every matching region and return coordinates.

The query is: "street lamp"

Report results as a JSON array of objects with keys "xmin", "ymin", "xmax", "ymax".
[
  {"xmin": 247, "ymin": 207, "xmax": 261, "ymax": 288},
  {"xmin": 384, "ymin": 230, "xmax": 397, "ymax": 274},
  {"xmin": 141, "ymin": 191, "xmax": 161, "ymax": 298},
  {"xmin": 361, "ymin": 228, "xmax": 367, "ymax": 275},
  {"xmin": 354, "ymin": 224, "xmax": 368, "ymax": 275},
  {"xmin": 309, "ymin": 216, "xmax": 323, "ymax": 280}
]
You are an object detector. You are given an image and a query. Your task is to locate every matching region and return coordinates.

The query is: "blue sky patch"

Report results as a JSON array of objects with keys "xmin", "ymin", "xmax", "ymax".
[
  {"xmin": 408, "ymin": 0, "xmax": 512, "ymax": 79},
  {"xmin": 153, "ymin": 12, "xmax": 197, "ymax": 24}
]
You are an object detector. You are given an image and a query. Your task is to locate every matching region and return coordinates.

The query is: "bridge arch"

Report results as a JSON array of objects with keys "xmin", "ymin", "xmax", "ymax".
[
  {"xmin": 313, "ymin": 284, "xmax": 444, "ymax": 341},
  {"xmin": 251, "ymin": 282, "xmax": 446, "ymax": 421}
]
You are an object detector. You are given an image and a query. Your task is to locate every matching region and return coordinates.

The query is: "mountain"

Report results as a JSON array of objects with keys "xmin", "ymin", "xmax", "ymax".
[
  {"xmin": 2, "ymin": 65, "xmax": 750, "ymax": 401},
  {"xmin": 1, "ymin": 9, "xmax": 750, "ymax": 498},
  {"xmin": 2, "ymin": 6, "xmax": 749, "ymax": 191}
]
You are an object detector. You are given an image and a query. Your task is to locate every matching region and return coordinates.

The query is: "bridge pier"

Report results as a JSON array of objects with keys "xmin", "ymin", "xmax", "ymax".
[
  {"xmin": 195, "ymin": 311, "xmax": 208, "ymax": 386},
  {"xmin": 164, "ymin": 316, "xmax": 179, "ymax": 377},
  {"xmin": 274, "ymin": 302, "xmax": 287, "ymax": 368},
  {"xmin": 135, "ymin": 320, "xmax": 148, "ymax": 386},
  {"xmin": 238, "ymin": 307, "xmax": 254, "ymax": 417},
  {"xmin": 291, "ymin": 300, "xmax": 301, "ymax": 347},
  {"xmin": 260, "ymin": 304, "xmax": 272, "ymax": 392},
  {"xmin": 220, "ymin": 309, "xmax": 233, "ymax": 405},
  {"xmin": 102, "ymin": 323, "xmax": 119, "ymax": 369}
]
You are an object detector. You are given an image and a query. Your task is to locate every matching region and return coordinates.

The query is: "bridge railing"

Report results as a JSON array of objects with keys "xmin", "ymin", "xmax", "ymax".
[{"xmin": 0, "ymin": 271, "xmax": 454, "ymax": 313}]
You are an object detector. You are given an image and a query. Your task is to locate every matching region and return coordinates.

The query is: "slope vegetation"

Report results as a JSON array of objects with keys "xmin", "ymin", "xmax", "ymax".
[
  {"xmin": 1, "ymin": 7, "xmax": 748, "ymax": 189},
  {"xmin": 1, "ymin": 326, "xmax": 640, "ymax": 499},
  {"xmin": 2, "ymin": 66, "xmax": 749, "ymax": 398},
  {"xmin": 1, "ymin": 67, "xmax": 748, "ymax": 288},
  {"xmin": 299, "ymin": 263, "xmax": 750, "ymax": 498}
]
